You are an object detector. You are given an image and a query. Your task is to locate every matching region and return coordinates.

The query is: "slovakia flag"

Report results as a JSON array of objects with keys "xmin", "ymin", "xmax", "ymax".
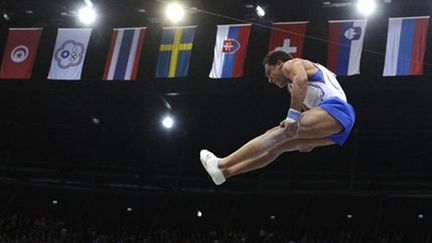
[
  {"xmin": 209, "ymin": 24, "xmax": 251, "ymax": 79},
  {"xmin": 327, "ymin": 19, "xmax": 368, "ymax": 76},
  {"xmin": 383, "ymin": 16, "xmax": 429, "ymax": 76}
]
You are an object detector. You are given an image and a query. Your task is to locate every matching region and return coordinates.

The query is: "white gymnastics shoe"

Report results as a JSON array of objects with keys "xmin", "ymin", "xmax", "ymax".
[{"xmin": 199, "ymin": 149, "xmax": 225, "ymax": 185}]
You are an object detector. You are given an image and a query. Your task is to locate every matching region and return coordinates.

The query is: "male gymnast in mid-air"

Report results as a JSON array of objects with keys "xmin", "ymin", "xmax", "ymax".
[{"xmin": 200, "ymin": 50, "xmax": 355, "ymax": 185}]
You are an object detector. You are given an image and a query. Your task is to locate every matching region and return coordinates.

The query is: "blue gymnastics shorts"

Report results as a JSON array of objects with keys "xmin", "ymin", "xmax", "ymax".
[{"xmin": 318, "ymin": 97, "xmax": 356, "ymax": 146}]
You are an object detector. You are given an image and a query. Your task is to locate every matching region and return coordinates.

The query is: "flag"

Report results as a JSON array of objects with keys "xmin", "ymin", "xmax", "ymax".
[
  {"xmin": 268, "ymin": 21, "xmax": 308, "ymax": 58},
  {"xmin": 327, "ymin": 19, "xmax": 368, "ymax": 76},
  {"xmin": 103, "ymin": 27, "xmax": 146, "ymax": 80},
  {"xmin": 156, "ymin": 26, "xmax": 196, "ymax": 78},
  {"xmin": 209, "ymin": 24, "xmax": 251, "ymax": 79},
  {"xmin": 48, "ymin": 28, "xmax": 92, "ymax": 80},
  {"xmin": 0, "ymin": 28, "xmax": 42, "ymax": 79},
  {"xmin": 383, "ymin": 16, "xmax": 429, "ymax": 76}
]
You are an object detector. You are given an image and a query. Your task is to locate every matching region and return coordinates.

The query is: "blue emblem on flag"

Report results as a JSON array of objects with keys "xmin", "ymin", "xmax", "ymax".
[
  {"xmin": 54, "ymin": 40, "xmax": 85, "ymax": 69},
  {"xmin": 344, "ymin": 27, "xmax": 362, "ymax": 41}
]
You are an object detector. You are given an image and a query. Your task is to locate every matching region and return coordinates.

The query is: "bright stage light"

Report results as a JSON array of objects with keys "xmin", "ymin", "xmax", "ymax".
[
  {"xmin": 165, "ymin": 2, "xmax": 185, "ymax": 23},
  {"xmin": 162, "ymin": 115, "xmax": 174, "ymax": 129},
  {"xmin": 78, "ymin": 6, "xmax": 96, "ymax": 25},
  {"xmin": 356, "ymin": 0, "xmax": 376, "ymax": 16},
  {"xmin": 256, "ymin": 5, "xmax": 266, "ymax": 17}
]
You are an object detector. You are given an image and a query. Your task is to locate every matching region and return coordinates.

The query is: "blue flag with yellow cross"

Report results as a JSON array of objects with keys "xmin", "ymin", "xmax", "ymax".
[{"xmin": 156, "ymin": 26, "xmax": 196, "ymax": 78}]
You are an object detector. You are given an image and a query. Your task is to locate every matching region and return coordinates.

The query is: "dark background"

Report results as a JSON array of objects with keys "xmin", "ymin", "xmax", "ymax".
[{"xmin": 0, "ymin": 0, "xmax": 432, "ymax": 235}]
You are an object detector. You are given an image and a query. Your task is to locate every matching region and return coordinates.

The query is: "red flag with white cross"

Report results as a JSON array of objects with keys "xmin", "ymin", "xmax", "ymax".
[{"xmin": 268, "ymin": 22, "xmax": 308, "ymax": 58}]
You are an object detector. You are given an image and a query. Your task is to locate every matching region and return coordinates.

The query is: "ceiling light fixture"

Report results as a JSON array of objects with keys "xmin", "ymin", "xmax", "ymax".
[
  {"xmin": 256, "ymin": 5, "xmax": 266, "ymax": 17},
  {"xmin": 78, "ymin": 6, "xmax": 96, "ymax": 25},
  {"xmin": 162, "ymin": 115, "xmax": 174, "ymax": 129},
  {"xmin": 2, "ymin": 12, "xmax": 10, "ymax": 21},
  {"xmin": 356, "ymin": 0, "xmax": 376, "ymax": 16},
  {"xmin": 165, "ymin": 2, "xmax": 185, "ymax": 23}
]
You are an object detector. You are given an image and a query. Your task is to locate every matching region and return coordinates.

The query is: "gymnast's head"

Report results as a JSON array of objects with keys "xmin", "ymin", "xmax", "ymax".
[{"xmin": 262, "ymin": 50, "xmax": 293, "ymax": 88}]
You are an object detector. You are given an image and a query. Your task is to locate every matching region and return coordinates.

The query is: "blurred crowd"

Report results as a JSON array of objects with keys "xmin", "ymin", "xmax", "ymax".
[{"xmin": 0, "ymin": 214, "xmax": 430, "ymax": 243}]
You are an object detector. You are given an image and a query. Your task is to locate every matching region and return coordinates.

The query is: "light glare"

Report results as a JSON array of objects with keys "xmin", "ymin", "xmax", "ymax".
[
  {"xmin": 356, "ymin": 0, "xmax": 376, "ymax": 16},
  {"xmin": 162, "ymin": 116, "xmax": 174, "ymax": 129},
  {"xmin": 78, "ymin": 6, "xmax": 96, "ymax": 25},
  {"xmin": 166, "ymin": 2, "xmax": 184, "ymax": 23},
  {"xmin": 256, "ymin": 5, "xmax": 265, "ymax": 17}
]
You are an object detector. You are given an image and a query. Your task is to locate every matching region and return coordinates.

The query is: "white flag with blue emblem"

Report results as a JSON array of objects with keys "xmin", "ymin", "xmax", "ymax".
[{"xmin": 48, "ymin": 28, "xmax": 92, "ymax": 80}]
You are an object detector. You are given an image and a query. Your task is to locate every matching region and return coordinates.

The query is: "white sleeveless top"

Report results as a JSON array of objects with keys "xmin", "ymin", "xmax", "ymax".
[{"xmin": 288, "ymin": 63, "xmax": 347, "ymax": 109}]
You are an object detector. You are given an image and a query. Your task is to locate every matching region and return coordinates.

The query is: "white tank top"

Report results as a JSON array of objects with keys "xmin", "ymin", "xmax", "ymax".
[{"xmin": 288, "ymin": 63, "xmax": 347, "ymax": 109}]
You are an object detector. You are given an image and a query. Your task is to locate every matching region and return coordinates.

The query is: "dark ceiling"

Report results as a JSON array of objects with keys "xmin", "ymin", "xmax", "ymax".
[{"xmin": 0, "ymin": 0, "xmax": 432, "ymax": 196}]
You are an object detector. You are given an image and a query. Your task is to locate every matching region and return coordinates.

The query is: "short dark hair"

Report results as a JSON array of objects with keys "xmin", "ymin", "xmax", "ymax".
[{"xmin": 262, "ymin": 50, "xmax": 293, "ymax": 66}]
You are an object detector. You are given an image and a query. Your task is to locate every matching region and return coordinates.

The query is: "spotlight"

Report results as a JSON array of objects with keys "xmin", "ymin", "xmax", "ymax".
[
  {"xmin": 127, "ymin": 207, "xmax": 133, "ymax": 212},
  {"xmin": 162, "ymin": 115, "xmax": 174, "ymax": 129},
  {"xmin": 92, "ymin": 117, "xmax": 100, "ymax": 125},
  {"xmin": 52, "ymin": 200, "xmax": 58, "ymax": 205},
  {"xmin": 78, "ymin": 6, "xmax": 96, "ymax": 25},
  {"xmin": 356, "ymin": 0, "xmax": 376, "ymax": 16},
  {"xmin": 197, "ymin": 210, "xmax": 203, "ymax": 217},
  {"xmin": 2, "ymin": 12, "xmax": 10, "ymax": 21},
  {"xmin": 256, "ymin": 5, "xmax": 266, "ymax": 17},
  {"xmin": 165, "ymin": 2, "xmax": 184, "ymax": 23}
]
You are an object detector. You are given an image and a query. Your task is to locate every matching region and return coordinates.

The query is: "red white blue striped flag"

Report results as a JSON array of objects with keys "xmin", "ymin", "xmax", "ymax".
[
  {"xmin": 327, "ymin": 19, "xmax": 367, "ymax": 76},
  {"xmin": 103, "ymin": 27, "xmax": 146, "ymax": 80},
  {"xmin": 383, "ymin": 16, "xmax": 429, "ymax": 76},
  {"xmin": 209, "ymin": 24, "xmax": 251, "ymax": 79}
]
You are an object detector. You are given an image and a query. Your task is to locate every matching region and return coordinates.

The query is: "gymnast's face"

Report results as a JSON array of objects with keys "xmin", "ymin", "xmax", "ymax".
[{"xmin": 264, "ymin": 60, "xmax": 288, "ymax": 88}]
